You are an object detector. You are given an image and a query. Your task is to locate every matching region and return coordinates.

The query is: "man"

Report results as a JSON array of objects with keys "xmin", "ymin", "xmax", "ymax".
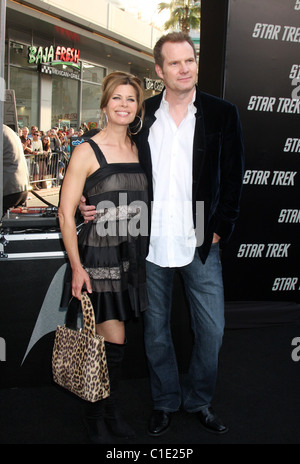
[
  {"xmin": 20, "ymin": 126, "xmax": 33, "ymax": 155},
  {"xmin": 3, "ymin": 124, "xmax": 29, "ymax": 214},
  {"xmin": 28, "ymin": 125, "xmax": 39, "ymax": 139},
  {"xmin": 66, "ymin": 127, "xmax": 75, "ymax": 140},
  {"xmin": 48, "ymin": 128, "xmax": 61, "ymax": 151},
  {"xmin": 80, "ymin": 32, "xmax": 244, "ymax": 437}
]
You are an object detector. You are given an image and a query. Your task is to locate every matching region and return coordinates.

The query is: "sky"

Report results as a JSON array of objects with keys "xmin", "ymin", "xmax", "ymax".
[{"xmin": 110, "ymin": 0, "xmax": 170, "ymax": 28}]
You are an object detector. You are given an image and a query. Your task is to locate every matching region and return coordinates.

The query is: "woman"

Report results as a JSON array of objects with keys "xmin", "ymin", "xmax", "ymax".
[
  {"xmin": 31, "ymin": 130, "xmax": 43, "ymax": 154},
  {"xmin": 31, "ymin": 130, "xmax": 43, "ymax": 189},
  {"xmin": 58, "ymin": 71, "xmax": 148, "ymax": 444},
  {"xmin": 55, "ymin": 132, "xmax": 69, "ymax": 182},
  {"xmin": 36, "ymin": 135, "xmax": 51, "ymax": 188},
  {"xmin": 42, "ymin": 134, "xmax": 51, "ymax": 155}
]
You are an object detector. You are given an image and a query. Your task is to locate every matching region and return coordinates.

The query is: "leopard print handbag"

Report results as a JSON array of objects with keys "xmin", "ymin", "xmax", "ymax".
[{"xmin": 52, "ymin": 292, "xmax": 110, "ymax": 402}]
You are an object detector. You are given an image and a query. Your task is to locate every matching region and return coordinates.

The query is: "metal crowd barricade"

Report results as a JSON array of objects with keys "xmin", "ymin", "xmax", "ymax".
[{"xmin": 26, "ymin": 151, "xmax": 69, "ymax": 188}]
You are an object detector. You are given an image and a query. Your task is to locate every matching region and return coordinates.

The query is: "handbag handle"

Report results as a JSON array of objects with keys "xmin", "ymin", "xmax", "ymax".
[{"xmin": 65, "ymin": 293, "xmax": 96, "ymax": 338}]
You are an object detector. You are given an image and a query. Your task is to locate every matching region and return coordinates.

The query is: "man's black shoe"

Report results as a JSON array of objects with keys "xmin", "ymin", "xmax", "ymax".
[
  {"xmin": 148, "ymin": 410, "xmax": 171, "ymax": 436},
  {"xmin": 196, "ymin": 407, "xmax": 228, "ymax": 434}
]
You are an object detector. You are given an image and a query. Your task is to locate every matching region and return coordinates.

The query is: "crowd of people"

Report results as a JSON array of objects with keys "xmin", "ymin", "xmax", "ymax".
[
  {"xmin": 18, "ymin": 123, "xmax": 90, "ymax": 190},
  {"xmin": 1, "ymin": 122, "xmax": 93, "ymax": 215}
]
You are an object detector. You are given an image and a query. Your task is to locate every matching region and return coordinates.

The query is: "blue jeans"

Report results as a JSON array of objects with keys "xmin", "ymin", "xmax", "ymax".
[{"xmin": 143, "ymin": 243, "xmax": 225, "ymax": 413}]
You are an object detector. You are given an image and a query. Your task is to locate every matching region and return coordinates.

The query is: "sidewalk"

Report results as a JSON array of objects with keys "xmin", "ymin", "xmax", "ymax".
[{"xmin": 26, "ymin": 186, "xmax": 60, "ymax": 208}]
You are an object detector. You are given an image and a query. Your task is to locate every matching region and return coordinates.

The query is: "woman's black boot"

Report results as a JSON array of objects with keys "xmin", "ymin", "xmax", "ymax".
[
  {"xmin": 104, "ymin": 341, "xmax": 136, "ymax": 439},
  {"xmin": 83, "ymin": 399, "xmax": 113, "ymax": 444}
]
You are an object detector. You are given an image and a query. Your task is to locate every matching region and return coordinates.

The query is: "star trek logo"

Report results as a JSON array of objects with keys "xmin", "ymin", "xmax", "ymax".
[{"xmin": 21, "ymin": 263, "xmax": 68, "ymax": 365}]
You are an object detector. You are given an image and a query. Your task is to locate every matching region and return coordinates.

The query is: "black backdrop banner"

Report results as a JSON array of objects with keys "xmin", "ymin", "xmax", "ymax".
[
  {"xmin": 1, "ymin": 0, "xmax": 299, "ymax": 390},
  {"xmin": 202, "ymin": 0, "xmax": 300, "ymax": 304}
]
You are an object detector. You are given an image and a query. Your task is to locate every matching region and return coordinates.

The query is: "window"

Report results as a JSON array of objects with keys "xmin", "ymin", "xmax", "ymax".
[
  {"xmin": 10, "ymin": 41, "xmax": 37, "ymax": 69},
  {"xmin": 81, "ymin": 62, "xmax": 105, "ymax": 129},
  {"xmin": 9, "ymin": 42, "xmax": 39, "ymax": 128},
  {"xmin": 10, "ymin": 67, "xmax": 39, "ymax": 129},
  {"xmin": 81, "ymin": 82, "xmax": 101, "ymax": 129},
  {"xmin": 82, "ymin": 62, "xmax": 105, "ymax": 83},
  {"xmin": 51, "ymin": 73, "xmax": 79, "ymax": 129}
]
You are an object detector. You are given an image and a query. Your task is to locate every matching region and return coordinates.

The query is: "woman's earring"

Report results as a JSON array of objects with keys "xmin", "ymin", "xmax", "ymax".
[
  {"xmin": 129, "ymin": 116, "xmax": 143, "ymax": 135},
  {"xmin": 100, "ymin": 111, "xmax": 108, "ymax": 130}
]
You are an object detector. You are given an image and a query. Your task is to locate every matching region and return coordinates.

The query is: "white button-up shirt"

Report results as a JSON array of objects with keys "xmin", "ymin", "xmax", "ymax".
[{"xmin": 147, "ymin": 91, "xmax": 197, "ymax": 267}]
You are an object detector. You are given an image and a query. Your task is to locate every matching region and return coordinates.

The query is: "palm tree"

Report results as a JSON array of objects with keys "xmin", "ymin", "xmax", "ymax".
[{"xmin": 157, "ymin": 1, "xmax": 201, "ymax": 33}]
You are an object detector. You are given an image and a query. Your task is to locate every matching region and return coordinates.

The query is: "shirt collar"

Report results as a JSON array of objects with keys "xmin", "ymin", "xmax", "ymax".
[{"xmin": 161, "ymin": 89, "xmax": 197, "ymax": 115}]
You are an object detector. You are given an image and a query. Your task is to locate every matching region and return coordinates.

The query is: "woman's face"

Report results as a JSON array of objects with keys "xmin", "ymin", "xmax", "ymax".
[{"xmin": 104, "ymin": 84, "xmax": 138, "ymax": 128}]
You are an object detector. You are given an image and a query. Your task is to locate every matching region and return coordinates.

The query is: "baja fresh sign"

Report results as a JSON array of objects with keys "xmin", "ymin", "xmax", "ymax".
[{"xmin": 28, "ymin": 45, "xmax": 80, "ymax": 69}]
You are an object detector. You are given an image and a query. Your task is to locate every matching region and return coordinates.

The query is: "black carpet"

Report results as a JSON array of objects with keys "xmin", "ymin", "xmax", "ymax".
[{"xmin": 1, "ymin": 322, "xmax": 300, "ymax": 446}]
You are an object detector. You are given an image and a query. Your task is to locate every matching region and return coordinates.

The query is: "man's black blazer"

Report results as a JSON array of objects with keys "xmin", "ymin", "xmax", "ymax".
[{"xmin": 136, "ymin": 86, "xmax": 244, "ymax": 263}]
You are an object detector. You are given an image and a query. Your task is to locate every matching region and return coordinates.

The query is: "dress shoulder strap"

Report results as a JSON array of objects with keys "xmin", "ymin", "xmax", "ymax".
[{"xmin": 85, "ymin": 139, "xmax": 107, "ymax": 167}]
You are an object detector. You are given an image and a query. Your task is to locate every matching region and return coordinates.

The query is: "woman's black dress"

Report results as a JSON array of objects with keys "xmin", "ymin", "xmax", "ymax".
[{"xmin": 61, "ymin": 138, "xmax": 148, "ymax": 322}]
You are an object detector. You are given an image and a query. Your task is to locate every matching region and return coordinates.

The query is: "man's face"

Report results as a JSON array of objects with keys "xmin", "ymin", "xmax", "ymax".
[
  {"xmin": 155, "ymin": 41, "xmax": 198, "ymax": 95},
  {"xmin": 22, "ymin": 128, "xmax": 29, "ymax": 138}
]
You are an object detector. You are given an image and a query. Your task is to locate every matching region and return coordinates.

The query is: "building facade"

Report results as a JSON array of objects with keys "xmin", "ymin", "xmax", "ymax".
[{"xmin": 4, "ymin": 0, "xmax": 164, "ymax": 132}]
